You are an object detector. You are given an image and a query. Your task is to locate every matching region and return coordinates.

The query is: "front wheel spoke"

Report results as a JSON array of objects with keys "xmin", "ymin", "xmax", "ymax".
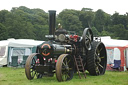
[
  {"xmin": 69, "ymin": 68, "xmax": 72, "ymax": 70},
  {"xmin": 62, "ymin": 68, "xmax": 66, "ymax": 70},
  {"xmin": 67, "ymin": 60, "xmax": 70, "ymax": 64},
  {"xmin": 30, "ymin": 69, "xmax": 33, "ymax": 72},
  {"xmin": 62, "ymin": 62, "xmax": 66, "ymax": 66},
  {"xmin": 62, "ymin": 72, "xmax": 67, "ymax": 80},
  {"xmin": 31, "ymin": 70, "xmax": 36, "ymax": 76},
  {"xmin": 34, "ymin": 71, "xmax": 36, "ymax": 77},
  {"xmin": 32, "ymin": 58, "xmax": 36, "ymax": 63},
  {"xmin": 62, "ymin": 67, "xmax": 72, "ymax": 71},
  {"xmin": 30, "ymin": 66, "xmax": 33, "ymax": 69},
  {"xmin": 64, "ymin": 74, "xmax": 68, "ymax": 79},
  {"xmin": 63, "ymin": 73, "xmax": 70, "ymax": 80},
  {"xmin": 31, "ymin": 71, "xmax": 34, "ymax": 77},
  {"xmin": 63, "ymin": 75, "xmax": 67, "ymax": 80},
  {"xmin": 32, "ymin": 72, "xmax": 36, "ymax": 77},
  {"xmin": 64, "ymin": 58, "xmax": 67, "ymax": 64},
  {"xmin": 36, "ymin": 73, "xmax": 39, "ymax": 77},
  {"xmin": 66, "ymin": 73, "xmax": 70, "ymax": 78}
]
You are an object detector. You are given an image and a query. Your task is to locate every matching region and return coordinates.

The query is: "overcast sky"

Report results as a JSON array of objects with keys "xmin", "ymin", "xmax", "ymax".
[{"xmin": 0, "ymin": 0, "xmax": 128, "ymax": 15}]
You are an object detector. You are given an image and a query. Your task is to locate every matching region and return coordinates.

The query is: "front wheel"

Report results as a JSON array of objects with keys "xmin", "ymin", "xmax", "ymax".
[
  {"xmin": 86, "ymin": 41, "xmax": 107, "ymax": 75},
  {"xmin": 56, "ymin": 54, "xmax": 74, "ymax": 82},
  {"xmin": 25, "ymin": 53, "xmax": 44, "ymax": 80}
]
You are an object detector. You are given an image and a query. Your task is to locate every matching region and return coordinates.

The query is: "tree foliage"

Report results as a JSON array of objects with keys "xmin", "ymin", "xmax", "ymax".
[{"xmin": 0, "ymin": 6, "xmax": 128, "ymax": 40}]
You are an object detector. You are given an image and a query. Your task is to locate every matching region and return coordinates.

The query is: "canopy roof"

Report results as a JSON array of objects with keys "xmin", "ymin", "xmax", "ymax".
[
  {"xmin": 1, "ymin": 37, "xmax": 128, "ymax": 48},
  {"xmin": 100, "ymin": 36, "xmax": 128, "ymax": 47},
  {"xmin": 0, "ymin": 39, "xmax": 44, "ymax": 47}
]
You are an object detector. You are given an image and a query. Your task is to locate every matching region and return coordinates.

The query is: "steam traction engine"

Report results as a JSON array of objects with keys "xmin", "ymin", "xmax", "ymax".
[{"xmin": 25, "ymin": 10, "xmax": 107, "ymax": 82}]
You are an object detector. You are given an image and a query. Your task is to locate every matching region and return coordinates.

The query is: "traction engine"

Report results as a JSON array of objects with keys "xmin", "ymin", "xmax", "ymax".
[{"xmin": 25, "ymin": 10, "xmax": 107, "ymax": 82}]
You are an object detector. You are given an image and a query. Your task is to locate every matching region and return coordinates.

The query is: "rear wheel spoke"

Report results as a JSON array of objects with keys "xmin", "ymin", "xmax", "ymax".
[
  {"xmin": 98, "ymin": 63, "xmax": 103, "ymax": 68},
  {"xmin": 67, "ymin": 60, "xmax": 70, "ymax": 65},
  {"xmin": 100, "ymin": 56, "xmax": 104, "ymax": 59},
  {"xmin": 96, "ymin": 67, "xmax": 100, "ymax": 74}
]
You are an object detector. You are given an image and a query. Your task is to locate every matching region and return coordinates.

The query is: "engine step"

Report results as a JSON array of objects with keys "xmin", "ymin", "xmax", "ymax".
[{"xmin": 74, "ymin": 55, "xmax": 86, "ymax": 79}]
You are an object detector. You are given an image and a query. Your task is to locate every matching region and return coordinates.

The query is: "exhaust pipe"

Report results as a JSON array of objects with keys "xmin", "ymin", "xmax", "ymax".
[{"xmin": 48, "ymin": 10, "xmax": 56, "ymax": 35}]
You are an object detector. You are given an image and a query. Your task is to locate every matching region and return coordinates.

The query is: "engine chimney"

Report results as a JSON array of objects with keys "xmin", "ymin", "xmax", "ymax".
[{"xmin": 49, "ymin": 10, "xmax": 56, "ymax": 35}]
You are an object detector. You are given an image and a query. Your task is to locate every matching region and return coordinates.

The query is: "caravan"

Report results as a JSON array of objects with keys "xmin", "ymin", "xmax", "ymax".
[
  {"xmin": 0, "ymin": 40, "xmax": 9, "ymax": 66},
  {"xmin": 0, "ymin": 39, "xmax": 44, "ymax": 67}
]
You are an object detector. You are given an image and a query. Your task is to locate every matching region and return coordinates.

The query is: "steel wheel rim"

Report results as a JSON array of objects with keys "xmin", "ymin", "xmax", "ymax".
[
  {"xmin": 25, "ymin": 53, "xmax": 39, "ymax": 80},
  {"xmin": 82, "ymin": 28, "xmax": 93, "ymax": 50},
  {"xmin": 94, "ymin": 43, "xmax": 106, "ymax": 75}
]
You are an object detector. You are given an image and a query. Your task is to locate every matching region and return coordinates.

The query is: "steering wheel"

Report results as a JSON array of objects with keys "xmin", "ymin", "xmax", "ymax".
[{"xmin": 82, "ymin": 28, "xmax": 93, "ymax": 50}]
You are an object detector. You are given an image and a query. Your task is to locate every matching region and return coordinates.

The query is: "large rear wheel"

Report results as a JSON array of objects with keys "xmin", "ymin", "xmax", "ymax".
[
  {"xmin": 56, "ymin": 54, "xmax": 74, "ymax": 82},
  {"xmin": 86, "ymin": 41, "xmax": 107, "ymax": 75}
]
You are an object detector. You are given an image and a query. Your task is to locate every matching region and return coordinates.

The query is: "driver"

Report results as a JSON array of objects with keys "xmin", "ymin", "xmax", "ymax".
[{"xmin": 55, "ymin": 23, "xmax": 67, "ymax": 35}]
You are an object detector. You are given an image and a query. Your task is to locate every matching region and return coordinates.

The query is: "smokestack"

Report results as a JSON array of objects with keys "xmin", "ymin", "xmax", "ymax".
[{"xmin": 48, "ymin": 10, "xmax": 56, "ymax": 35}]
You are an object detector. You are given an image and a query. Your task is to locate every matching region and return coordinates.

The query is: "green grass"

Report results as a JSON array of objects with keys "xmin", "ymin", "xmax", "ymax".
[{"xmin": 0, "ymin": 67, "xmax": 128, "ymax": 85}]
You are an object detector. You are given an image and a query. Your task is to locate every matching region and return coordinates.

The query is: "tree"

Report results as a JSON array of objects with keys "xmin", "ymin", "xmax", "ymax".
[
  {"xmin": 100, "ymin": 31, "xmax": 111, "ymax": 36},
  {"xmin": 7, "ymin": 6, "xmax": 48, "ymax": 40},
  {"xmin": 93, "ymin": 9, "xmax": 106, "ymax": 32},
  {"xmin": 81, "ymin": 8, "xmax": 93, "ymax": 11},
  {"xmin": 0, "ymin": 23, "xmax": 8, "ymax": 40},
  {"xmin": 91, "ymin": 27, "xmax": 100, "ymax": 36},
  {"xmin": 79, "ymin": 10, "xmax": 94, "ymax": 28},
  {"xmin": 58, "ymin": 9, "xmax": 82, "ymax": 35},
  {"xmin": 0, "ymin": 6, "xmax": 128, "ymax": 40},
  {"xmin": 111, "ymin": 12, "xmax": 127, "ymax": 29},
  {"xmin": 109, "ymin": 24, "xmax": 128, "ymax": 39},
  {"xmin": 0, "ymin": 10, "xmax": 10, "ymax": 23}
]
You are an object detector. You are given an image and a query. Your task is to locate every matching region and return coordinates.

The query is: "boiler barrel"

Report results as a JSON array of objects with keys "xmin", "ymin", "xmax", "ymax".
[{"xmin": 53, "ymin": 44, "xmax": 72, "ymax": 54}]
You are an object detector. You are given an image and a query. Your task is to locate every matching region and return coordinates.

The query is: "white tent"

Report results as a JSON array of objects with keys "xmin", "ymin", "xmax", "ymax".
[
  {"xmin": 0, "ymin": 39, "xmax": 44, "ymax": 66},
  {"xmin": 100, "ymin": 36, "xmax": 128, "ymax": 47}
]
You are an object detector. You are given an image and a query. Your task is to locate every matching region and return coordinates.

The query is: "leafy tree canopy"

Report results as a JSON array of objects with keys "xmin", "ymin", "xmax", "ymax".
[{"xmin": 0, "ymin": 6, "xmax": 128, "ymax": 40}]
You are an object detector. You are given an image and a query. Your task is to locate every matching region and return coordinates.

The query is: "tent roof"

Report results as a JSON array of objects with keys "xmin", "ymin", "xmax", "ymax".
[
  {"xmin": 0, "ymin": 39, "xmax": 44, "ymax": 47},
  {"xmin": 124, "ymin": 44, "xmax": 128, "ymax": 47},
  {"xmin": 1, "ymin": 37, "xmax": 127, "ymax": 48},
  {"xmin": 9, "ymin": 39, "xmax": 44, "ymax": 47},
  {"xmin": 0, "ymin": 40, "xmax": 9, "ymax": 46},
  {"xmin": 100, "ymin": 36, "xmax": 128, "ymax": 47}
]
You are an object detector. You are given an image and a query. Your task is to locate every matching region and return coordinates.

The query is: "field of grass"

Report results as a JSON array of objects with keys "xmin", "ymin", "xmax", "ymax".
[{"xmin": 0, "ymin": 67, "xmax": 128, "ymax": 85}]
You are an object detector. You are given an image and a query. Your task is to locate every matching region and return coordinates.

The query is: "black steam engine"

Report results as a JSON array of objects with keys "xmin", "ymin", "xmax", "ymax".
[{"xmin": 25, "ymin": 10, "xmax": 107, "ymax": 82}]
